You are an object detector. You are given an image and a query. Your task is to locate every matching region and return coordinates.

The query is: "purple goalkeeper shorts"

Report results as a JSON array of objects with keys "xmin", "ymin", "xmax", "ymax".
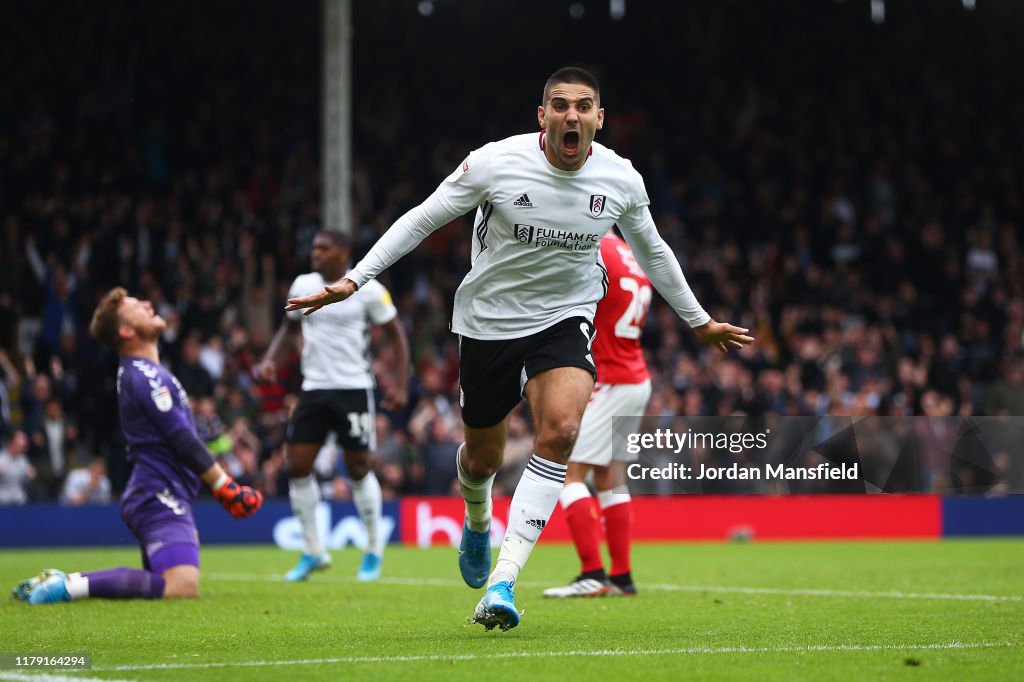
[{"xmin": 121, "ymin": 486, "xmax": 201, "ymax": 573}]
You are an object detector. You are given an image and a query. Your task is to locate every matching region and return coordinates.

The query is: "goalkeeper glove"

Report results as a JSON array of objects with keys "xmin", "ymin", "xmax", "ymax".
[{"xmin": 212, "ymin": 474, "xmax": 263, "ymax": 519}]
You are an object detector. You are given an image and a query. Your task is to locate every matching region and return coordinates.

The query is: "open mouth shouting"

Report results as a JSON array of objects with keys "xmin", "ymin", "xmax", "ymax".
[{"xmin": 562, "ymin": 130, "xmax": 580, "ymax": 157}]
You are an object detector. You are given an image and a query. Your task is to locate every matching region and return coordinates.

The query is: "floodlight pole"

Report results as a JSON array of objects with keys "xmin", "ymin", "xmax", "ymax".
[{"xmin": 322, "ymin": 0, "xmax": 352, "ymax": 235}]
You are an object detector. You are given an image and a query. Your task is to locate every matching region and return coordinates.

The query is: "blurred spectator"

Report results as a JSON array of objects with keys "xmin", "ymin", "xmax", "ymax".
[
  {"xmin": 0, "ymin": 350, "xmax": 19, "ymax": 444},
  {"xmin": 195, "ymin": 396, "xmax": 232, "ymax": 457},
  {"xmin": 985, "ymin": 358, "xmax": 1024, "ymax": 416},
  {"xmin": 415, "ymin": 415, "xmax": 461, "ymax": 496},
  {"xmin": 497, "ymin": 411, "xmax": 534, "ymax": 495},
  {"xmin": 0, "ymin": 431, "xmax": 34, "ymax": 505},
  {"xmin": 20, "ymin": 366, "xmax": 51, "ymax": 448},
  {"xmin": 199, "ymin": 336, "xmax": 226, "ymax": 384},
  {"xmin": 324, "ymin": 474, "xmax": 352, "ymax": 502},
  {"xmin": 60, "ymin": 457, "xmax": 112, "ymax": 505},
  {"xmin": 219, "ymin": 386, "xmax": 259, "ymax": 427},
  {"xmin": 176, "ymin": 336, "xmax": 214, "ymax": 399},
  {"xmin": 374, "ymin": 413, "xmax": 413, "ymax": 497},
  {"xmin": 36, "ymin": 397, "xmax": 78, "ymax": 498},
  {"xmin": 217, "ymin": 417, "xmax": 262, "ymax": 487},
  {"xmin": 258, "ymin": 446, "xmax": 288, "ymax": 498},
  {"xmin": 20, "ymin": 366, "xmax": 74, "ymax": 498},
  {"xmin": 24, "ymin": 235, "xmax": 88, "ymax": 368}
]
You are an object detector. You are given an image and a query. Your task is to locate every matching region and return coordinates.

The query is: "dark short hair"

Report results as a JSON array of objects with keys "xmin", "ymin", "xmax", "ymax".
[
  {"xmin": 315, "ymin": 229, "xmax": 350, "ymax": 251},
  {"xmin": 542, "ymin": 67, "xmax": 601, "ymax": 104},
  {"xmin": 90, "ymin": 287, "xmax": 128, "ymax": 350}
]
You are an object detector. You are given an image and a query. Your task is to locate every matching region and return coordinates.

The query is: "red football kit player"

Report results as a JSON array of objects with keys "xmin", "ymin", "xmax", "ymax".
[{"xmin": 544, "ymin": 230, "xmax": 652, "ymax": 598}]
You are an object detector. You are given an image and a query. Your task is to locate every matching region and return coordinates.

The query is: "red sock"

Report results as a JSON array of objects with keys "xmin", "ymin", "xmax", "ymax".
[
  {"xmin": 602, "ymin": 501, "xmax": 632, "ymax": 577},
  {"xmin": 564, "ymin": 497, "xmax": 604, "ymax": 574}
]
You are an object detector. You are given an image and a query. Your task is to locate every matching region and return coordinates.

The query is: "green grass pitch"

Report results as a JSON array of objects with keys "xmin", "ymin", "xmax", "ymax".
[{"xmin": 2, "ymin": 540, "xmax": 1022, "ymax": 681}]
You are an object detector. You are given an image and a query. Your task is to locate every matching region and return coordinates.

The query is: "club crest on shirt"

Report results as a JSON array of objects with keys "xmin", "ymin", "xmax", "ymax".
[
  {"xmin": 590, "ymin": 194, "xmax": 606, "ymax": 217},
  {"xmin": 515, "ymin": 224, "xmax": 535, "ymax": 243},
  {"xmin": 151, "ymin": 385, "xmax": 173, "ymax": 412}
]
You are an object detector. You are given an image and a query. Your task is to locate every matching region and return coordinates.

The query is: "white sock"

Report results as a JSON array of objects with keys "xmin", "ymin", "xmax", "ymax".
[
  {"xmin": 490, "ymin": 455, "xmax": 566, "ymax": 586},
  {"xmin": 289, "ymin": 475, "xmax": 322, "ymax": 556},
  {"xmin": 66, "ymin": 572, "xmax": 89, "ymax": 600},
  {"xmin": 456, "ymin": 443, "xmax": 495, "ymax": 532},
  {"xmin": 560, "ymin": 481, "xmax": 592, "ymax": 509},
  {"xmin": 597, "ymin": 485, "xmax": 631, "ymax": 509},
  {"xmin": 350, "ymin": 471, "xmax": 384, "ymax": 556}
]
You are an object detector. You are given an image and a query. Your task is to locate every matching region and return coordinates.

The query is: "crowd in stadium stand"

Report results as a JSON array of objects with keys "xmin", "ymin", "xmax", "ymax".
[{"xmin": 1, "ymin": 1, "xmax": 1022, "ymax": 503}]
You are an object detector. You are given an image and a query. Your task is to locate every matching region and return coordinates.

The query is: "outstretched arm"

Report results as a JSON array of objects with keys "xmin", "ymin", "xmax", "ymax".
[
  {"xmin": 620, "ymin": 209, "xmax": 754, "ymax": 352},
  {"xmin": 287, "ymin": 147, "xmax": 493, "ymax": 315},
  {"xmin": 618, "ymin": 209, "xmax": 710, "ymax": 327},
  {"xmin": 286, "ymin": 192, "xmax": 462, "ymax": 315}
]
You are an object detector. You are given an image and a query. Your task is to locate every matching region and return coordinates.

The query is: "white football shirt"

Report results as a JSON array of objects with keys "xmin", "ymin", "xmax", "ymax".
[
  {"xmin": 286, "ymin": 273, "xmax": 397, "ymax": 390},
  {"xmin": 348, "ymin": 132, "xmax": 709, "ymax": 340}
]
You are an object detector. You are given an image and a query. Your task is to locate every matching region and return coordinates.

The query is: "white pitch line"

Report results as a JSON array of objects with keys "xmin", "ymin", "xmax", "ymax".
[
  {"xmin": 90, "ymin": 641, "xmax": 1023, "ymax": 672},
  {"xmin": 0, "ymin": 673, "xmax": 135, "ymax": 682},
  {"xmin": 643, "ymin": 584, "xmax": 1024, "ymax": 602},
  {"xmin": 204, "ymin": 572, "xmax": 1024, "ymax": 602}
]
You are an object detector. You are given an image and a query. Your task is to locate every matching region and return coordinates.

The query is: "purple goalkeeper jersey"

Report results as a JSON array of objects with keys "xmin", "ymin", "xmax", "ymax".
[{"xmin": 117, "ymin": 355, "xmax": 202, "ymax": 502}]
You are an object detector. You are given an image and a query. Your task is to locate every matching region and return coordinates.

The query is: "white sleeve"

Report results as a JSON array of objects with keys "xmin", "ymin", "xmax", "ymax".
[
  {"xmin": 347, "ymin": 146, "xmax": 493, "ymax": 288},
  {"xmin": 618, "ymin": 204, "xmax": 711, "ymax": 328}
]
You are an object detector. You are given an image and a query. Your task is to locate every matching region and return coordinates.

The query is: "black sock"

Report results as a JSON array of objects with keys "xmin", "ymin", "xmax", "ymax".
[{"xmin": 609, "ymin": 571, "xmax": 633, "ymax": 587}]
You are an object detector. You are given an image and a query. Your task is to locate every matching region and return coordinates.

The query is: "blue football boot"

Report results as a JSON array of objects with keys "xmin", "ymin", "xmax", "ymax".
[
  {"xmin": 284, "ymin": 552, "xmax": 332, "ymax": 582},
  {"xmin": 12, "ymin": 569, "xmax": 70, "ymax": 605},
  {"xmin": 472, "ymin": 580, "xmax": 520, "ymax": 631},
  {"xmin": 356, "ymin": 553, "xmax": 382, "ymax": 581}
]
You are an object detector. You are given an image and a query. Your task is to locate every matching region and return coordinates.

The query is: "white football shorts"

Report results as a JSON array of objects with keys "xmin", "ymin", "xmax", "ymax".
[{"xmin": 569, "ymin": 379, "xmax": 652, "ymax": 466}]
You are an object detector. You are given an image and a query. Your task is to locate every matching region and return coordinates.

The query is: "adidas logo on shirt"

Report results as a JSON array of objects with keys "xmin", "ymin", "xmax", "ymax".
[
  {"xmin": 512, "ymin": 193, "xmax": 534, "ymax": 208},
  {"xmin": 525, "ymin": 518, "xmax": 546, "ymax": 530}
]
